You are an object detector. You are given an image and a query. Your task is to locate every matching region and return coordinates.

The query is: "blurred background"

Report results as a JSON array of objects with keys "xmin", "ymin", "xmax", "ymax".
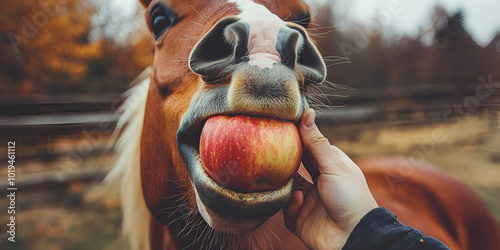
[{"xmin": 0, "ymin": 0, "xmax": 499, "ymax": 249}]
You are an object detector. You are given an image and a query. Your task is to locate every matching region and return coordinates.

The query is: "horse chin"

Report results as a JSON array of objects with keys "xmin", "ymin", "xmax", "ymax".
[
  {"xmin": 193, "ymin": 181, "xmax": 292, "ymax": 234},
  {"xmin": 185, "ymin": 147, "xmax": 294, "ymax": 234}
]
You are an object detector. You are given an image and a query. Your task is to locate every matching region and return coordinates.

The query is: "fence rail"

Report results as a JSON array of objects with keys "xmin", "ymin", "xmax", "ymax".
[
  {"xmin": 1, "ymin": 85, "xmax": 498, "ymax": 133},
  {"xmin": 0, "ymin": 85, "xmax": 497, "ymax": 188}
]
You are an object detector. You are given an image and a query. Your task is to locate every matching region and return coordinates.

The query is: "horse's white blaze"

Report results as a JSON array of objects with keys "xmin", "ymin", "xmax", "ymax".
[{"xmin": 229, "ymin": 0, "xmax": 285, "ymax": 68}]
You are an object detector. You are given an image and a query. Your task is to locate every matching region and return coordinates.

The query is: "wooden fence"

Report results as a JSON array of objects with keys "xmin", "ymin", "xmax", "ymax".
[{"xmin": 0, "ymin": 84, "xmax": 498, "ymax": 190}]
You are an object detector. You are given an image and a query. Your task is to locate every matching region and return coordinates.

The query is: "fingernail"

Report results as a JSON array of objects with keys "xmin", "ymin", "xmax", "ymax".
[{"xmin": 305, "ymin": 109, "xmax": 315, "ymax": 128}]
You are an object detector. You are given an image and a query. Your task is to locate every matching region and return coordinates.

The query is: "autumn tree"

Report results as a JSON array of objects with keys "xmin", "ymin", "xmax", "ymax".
[
  {"xmin": 0, "ymin": 0, "xmax": 101, "ymax": 94},
  {"xmin": 82, "ymin": 1, "xmax": 153, "ymax": 92},
  {"xmin": 0, "ymin": 0, "xmax": 153, "ymax": 94},
  {"xmin": 481, "ymin": 34, "xmax": 500, "ymax": 82},
  {"xmin": 428, "ymin": 7, "xmax": 483, "ymax": 85}
]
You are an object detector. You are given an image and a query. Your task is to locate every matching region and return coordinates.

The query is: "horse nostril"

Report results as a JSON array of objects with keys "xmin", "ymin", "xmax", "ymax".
[
  {"xmin": 277, "ymin": 30, "xmax": 301, "ymax": 69},
  {"xmin": 189, "ymin": 17, "xmax": 249, "ymax": 81},
  {"xmin": 296, "ymin": 36, "xmax": 327, "ymax": 84},
  {"xmin": 278, "ymin": 26, "xmax": 327, "ymax": 85}
]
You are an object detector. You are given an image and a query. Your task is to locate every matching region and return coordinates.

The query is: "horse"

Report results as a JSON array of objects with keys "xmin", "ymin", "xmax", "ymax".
[{"xmin": 107, "ymin": 0, "xmax": 500, "ymax": 249}]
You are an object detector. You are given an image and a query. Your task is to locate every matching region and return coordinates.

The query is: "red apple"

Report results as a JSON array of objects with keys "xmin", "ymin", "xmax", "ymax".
[{"xmin": 199, "ymin": 115, "xmax": 302, "ymax": 193}]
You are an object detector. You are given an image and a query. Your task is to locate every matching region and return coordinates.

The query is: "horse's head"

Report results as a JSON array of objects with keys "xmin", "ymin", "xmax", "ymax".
[{"xmin": 138, "ymin": 0, "xmax": 326, "ymax": 234}]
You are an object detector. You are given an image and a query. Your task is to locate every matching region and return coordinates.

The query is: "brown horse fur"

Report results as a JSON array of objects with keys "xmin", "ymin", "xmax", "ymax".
[{"xmin": 107, "ymin": 0, "xmax": 500, "ymax": 249}]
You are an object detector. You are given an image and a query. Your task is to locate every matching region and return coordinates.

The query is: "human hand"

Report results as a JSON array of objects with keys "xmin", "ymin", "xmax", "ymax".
[{"xmin": 284, "ymin": 109, "xmax": 378, "ymax": 250}]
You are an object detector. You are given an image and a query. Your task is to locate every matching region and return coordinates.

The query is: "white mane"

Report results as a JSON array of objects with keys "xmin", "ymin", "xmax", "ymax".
[{"xmin": 106, "ymin": 68, "xmax": 151, "ymax": 250}]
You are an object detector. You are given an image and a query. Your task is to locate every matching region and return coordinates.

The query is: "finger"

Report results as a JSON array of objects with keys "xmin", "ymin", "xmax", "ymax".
[
  {"xmin": 302, "ymin": 151, "xmax": 320, "ymax": 183},
  {"xmin": 283, "ymin": 190, "xmax": 304, "ymax": 232},
  {"xmin": 299, "ymin": 109, "xmax": 337, "ymax": 178},
  {"xmin": 294, "ymin": 165, "xmax": 314, "ymax": 194},
  {"xmin": 295, "ymin": 187, "xmax": 320, "ymax": 230}
]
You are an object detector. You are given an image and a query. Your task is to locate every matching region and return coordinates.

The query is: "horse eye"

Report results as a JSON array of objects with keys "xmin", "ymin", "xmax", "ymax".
[
  {"xmin": 149, "ymin": 4, "xmax": 177, "ymax": 40},
  {"xmin": 152, "ymin": 14, "xmax": 170, "ymax": 37},
  {"xmin": 291, "ymin": 11, "xmax": 311, "ymax": 29}
]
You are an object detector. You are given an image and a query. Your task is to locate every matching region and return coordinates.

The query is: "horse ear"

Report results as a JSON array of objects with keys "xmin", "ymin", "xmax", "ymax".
[{"xmin": 139, "ymin": 0, "xmax": 152, "ymax": 7}]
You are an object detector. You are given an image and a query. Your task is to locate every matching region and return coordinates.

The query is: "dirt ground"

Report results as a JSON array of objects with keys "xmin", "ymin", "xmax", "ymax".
[
  {"xmin": 320, "ymin": 114, "xmax": 500, "ymax": 222},
  {"xmin": 0, "ymin": 113, "xmax": 498, "ymax": 249}
]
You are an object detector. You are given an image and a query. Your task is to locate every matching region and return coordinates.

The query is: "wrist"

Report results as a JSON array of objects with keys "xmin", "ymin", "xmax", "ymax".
[{"xmin": 316, "ymin": 207, "xmax": 377, "ymax": 250}]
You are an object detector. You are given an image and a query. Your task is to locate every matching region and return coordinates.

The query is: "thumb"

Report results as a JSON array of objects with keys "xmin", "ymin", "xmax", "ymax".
[{"xmin": 300, "ymin": 109, "xmax": 337, "ymax": 180}]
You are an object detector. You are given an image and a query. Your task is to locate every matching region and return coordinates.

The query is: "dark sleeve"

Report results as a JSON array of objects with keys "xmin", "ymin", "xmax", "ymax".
[{"xmin": 342, "ymin": 207, "xmax": 450, "ymax": 250}]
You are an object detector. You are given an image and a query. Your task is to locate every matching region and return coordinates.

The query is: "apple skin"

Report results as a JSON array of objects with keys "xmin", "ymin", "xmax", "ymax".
[{"xmin": 199, "ymin": 115, "xmax": 302, "ymax": 193}]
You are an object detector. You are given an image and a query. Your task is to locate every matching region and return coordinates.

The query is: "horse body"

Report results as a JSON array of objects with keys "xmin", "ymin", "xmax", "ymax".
[
  {"xmin": 358, "ymin": 158, "xmax": 500, "ymax": 250},
  {"xmin": 109, "ymin": 0, "xmax": 500, "ymax": 249}
]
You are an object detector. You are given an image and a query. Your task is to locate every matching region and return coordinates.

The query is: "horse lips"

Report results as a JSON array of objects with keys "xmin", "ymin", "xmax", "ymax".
[{"xmin": 199, "ymin": 115, "xmax": 302, "ymax": 193}]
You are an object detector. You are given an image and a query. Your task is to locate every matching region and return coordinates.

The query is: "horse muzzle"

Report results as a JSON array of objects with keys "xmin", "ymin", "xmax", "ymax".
[
  {"xmin": 177, "ymin": 87, "xmax": 299, "ymax": 233},
  {"xmin": 177, "ymin": 15, "xmax": 325, "ymax": 233}
]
